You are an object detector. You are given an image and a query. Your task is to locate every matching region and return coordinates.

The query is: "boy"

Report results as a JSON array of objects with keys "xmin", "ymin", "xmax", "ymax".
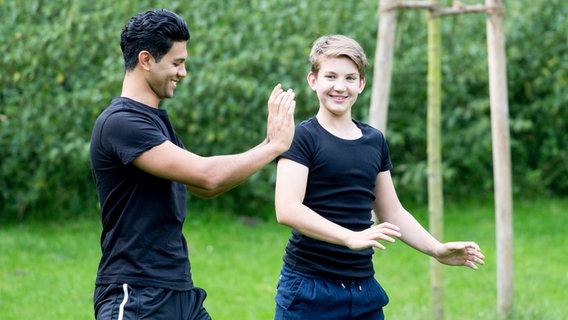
[
  {"xmin": 90, "ymin": 9, "xmax": 295, "ymax": 320},
  {"xmin": 274, "ymin": 34, "xmax": 484, "ymax": 320}
]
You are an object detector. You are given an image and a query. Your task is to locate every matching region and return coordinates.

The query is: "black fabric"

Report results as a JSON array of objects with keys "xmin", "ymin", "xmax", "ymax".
[
  {"xmin": 90, "ymin": 97, "xmax": 192, "ymax": 290},
  {"xmin": 280, "ymin": 117, "xmax": 392, "ymax": 279},
  {"xmin": 94, "ymin": 284, "xmax": 211, "ymax": 320}
]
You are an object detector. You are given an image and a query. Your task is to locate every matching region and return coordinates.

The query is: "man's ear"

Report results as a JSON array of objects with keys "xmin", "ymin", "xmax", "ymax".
[{"xmin": 138, "ymin": 50, "xmax": 153, "ymax": 71}]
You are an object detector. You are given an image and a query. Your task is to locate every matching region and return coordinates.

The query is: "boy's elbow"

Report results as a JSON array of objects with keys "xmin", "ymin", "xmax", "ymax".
[
  {"xmin": 275, "ymin": 203, "xmax": 293, "ymax": 226},
  {"xmin": 275, "ymin": 212, "xmax": 286, "ymax": 225}
]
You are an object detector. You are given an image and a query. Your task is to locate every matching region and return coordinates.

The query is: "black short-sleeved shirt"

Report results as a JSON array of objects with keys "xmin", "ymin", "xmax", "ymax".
[
  {"xmin": 280, "ymin": 117, "xmax": 392, "ymax": 279},
  {"xmin": 90, "ymin": 97, "xmax": 192, "ymax": 290}
]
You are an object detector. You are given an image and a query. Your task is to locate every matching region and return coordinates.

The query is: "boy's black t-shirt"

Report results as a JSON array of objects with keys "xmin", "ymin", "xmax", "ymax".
[
  {"xmin": 90, "ymin": 97, "xmax": 192, "ymax": 290},
  {"xmin": 280, "ymin": 117, "xmax": 392, "ymax": 279}
]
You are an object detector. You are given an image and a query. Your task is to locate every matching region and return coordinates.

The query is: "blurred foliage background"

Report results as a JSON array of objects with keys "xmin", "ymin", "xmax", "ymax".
[{"xmin": 1, "ymin": 0, "xmax": 566, "ymax": 221}]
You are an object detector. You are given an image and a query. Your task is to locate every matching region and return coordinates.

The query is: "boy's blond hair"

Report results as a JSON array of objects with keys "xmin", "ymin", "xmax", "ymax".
[{"xmin": 309, "ymin": 34, "xmax": 368, "ymax": 78}]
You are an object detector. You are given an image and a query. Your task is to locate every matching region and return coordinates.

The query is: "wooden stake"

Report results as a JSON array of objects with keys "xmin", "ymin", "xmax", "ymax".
[
  {"xmin": 369, "ymin": 0, "xmax": 398, "ymax": 134},
  {"xmin": 427, "ymin": 2, "xmax": 445, "ymax": 319},
  {"xmin": 369, "ymin": 1, "xmax": 514, "ymax": 319},
  {"xmin": 485, "ymin": 0, "xmax": 514, "ymax": 318}
]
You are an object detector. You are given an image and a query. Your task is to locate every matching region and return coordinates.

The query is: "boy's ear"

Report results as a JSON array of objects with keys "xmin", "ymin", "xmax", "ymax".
[
  {"xmin": 138, "ymin": 50, "xmax": 153, "ymax": 71},
  {"xmin": 358, "ymin": 77, "xmax": 366, "ymax": 94},
  {"xmin": 307, "ymin": 71, "xmax": 317, "ymax": 91}
]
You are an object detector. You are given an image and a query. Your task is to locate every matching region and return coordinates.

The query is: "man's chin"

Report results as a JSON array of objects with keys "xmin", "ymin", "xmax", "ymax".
[{"xmin": 160, "ymin": 92, "xmax": 175, "ymax": 100}]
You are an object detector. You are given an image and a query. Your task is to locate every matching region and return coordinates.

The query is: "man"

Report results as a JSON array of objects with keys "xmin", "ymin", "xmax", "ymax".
[{"xmin": 90, "ymin": 9, "xmax": 295, "ymax": 320}]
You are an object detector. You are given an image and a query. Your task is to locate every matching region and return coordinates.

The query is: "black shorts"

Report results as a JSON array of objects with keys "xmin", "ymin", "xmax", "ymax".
[{"xmin": 94, "ymin": 283, "xmax": 211, "ymax": 320}]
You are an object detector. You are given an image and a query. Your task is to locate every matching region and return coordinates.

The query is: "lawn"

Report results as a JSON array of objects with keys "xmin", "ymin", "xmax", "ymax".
[{"xmin": 0, "ymin": 197, "xmax": 566, "ymax": 319}]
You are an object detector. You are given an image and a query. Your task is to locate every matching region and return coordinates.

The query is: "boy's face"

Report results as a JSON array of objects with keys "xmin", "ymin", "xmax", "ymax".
[
  {"xmin": 307, "ymin": 56, "xmax": 365, "ymax": 117},
  {"xmin": 146, "ymin": 41, "xmax": 188, "ymax": 100}
]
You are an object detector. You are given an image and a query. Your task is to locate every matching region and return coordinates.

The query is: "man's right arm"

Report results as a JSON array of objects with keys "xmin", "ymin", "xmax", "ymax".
[{"xmin": 132, "ymin": 85, "xmax": 295, "ymax": 198}]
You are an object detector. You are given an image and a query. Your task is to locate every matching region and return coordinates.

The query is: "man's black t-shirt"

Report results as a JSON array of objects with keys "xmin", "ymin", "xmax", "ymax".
[
  {"xmin": 90, "ymin": 97, "xmax": 192, "ymax": 290},
  {"xmin": 280, "ymin": 117, "xmax": 392, "ymax": 279}
]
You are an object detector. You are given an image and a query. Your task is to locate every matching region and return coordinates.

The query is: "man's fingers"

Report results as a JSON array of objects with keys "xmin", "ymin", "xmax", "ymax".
[
  {"xmin": 289, "ymin": 100, "xmax": 296, "ymax": 115},
  {"xmin": 269, "ymin": 87, "xmax": 294, "ymax": 117},
  {"xmin": 268, "ymin": 84, "xmax": 283, "ymax": 105},
  {"xmin": 280, "ymin": 90, "xmax": 295, "ymax": 115}
]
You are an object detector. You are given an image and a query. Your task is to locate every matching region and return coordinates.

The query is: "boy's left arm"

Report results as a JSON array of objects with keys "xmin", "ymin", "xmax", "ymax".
[{"xmin": 373, "ymin": 171, "xmax": 485, "ymax": 270}]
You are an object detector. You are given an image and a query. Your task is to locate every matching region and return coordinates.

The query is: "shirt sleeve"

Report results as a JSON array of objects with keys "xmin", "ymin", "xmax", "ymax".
[
  {"xmin": 377, "ymin": 130, "xmax": 393, "ymax": 172},
  {"xmin": 101, "ymin": 111, "xmax": 168, "ymax": 165},
  {"xmin": 279, "ymin": 124, "xmax": 313, "ymax": 168}
]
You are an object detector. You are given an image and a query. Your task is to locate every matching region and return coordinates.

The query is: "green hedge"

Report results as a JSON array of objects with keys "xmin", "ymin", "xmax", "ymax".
[{"xmin": 1, "ymin": 0, "xmax": 566, "ymax": 220}]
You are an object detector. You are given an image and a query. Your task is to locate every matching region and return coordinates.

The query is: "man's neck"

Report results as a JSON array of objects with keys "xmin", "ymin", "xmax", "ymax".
[{"xmin": 121, "ymin": 72, "xmax": 160, "ymax": 108}]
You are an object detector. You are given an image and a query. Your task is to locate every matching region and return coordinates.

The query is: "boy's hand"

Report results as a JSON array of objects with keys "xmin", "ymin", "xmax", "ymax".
[
  {"xmin": 433, "ymin": 242, "xmax": 485, "ymax": 270},
  {"xmin": 266, "ymin": 84, "xmax": 296, "ymax": 153},
  {"xmin": 345, "ymin": 222, "xmax": 402, "ymax": 251}
]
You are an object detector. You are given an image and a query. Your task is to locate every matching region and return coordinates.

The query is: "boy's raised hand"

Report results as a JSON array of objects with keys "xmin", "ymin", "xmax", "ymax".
[{"xmin": 266, "ymin": 84, "xmax": 296, "ymax": 153}]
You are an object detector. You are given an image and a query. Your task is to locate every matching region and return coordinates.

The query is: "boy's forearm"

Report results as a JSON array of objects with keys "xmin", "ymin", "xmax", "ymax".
[{"xmin": 382, "ymin": 209, "xmax": 442, "ymax": 257}]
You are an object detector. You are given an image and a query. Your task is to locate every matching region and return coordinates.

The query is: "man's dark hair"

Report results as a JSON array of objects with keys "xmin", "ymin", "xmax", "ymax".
[{"xmin": 120, "ymin": 9, "xmax": 190, "ymax": 71}]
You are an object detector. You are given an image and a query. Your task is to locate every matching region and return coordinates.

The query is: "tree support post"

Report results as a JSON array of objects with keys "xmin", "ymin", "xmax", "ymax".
[
  {"xmin": 427, "ymin": 2, "xmax": 445, "ymax": 319},
  {"xmin": 485, "ymin": 0, "xmax": 514, "ymax": 318},
  {"xmin": 370, "ymin": 1, "xmax": 513, "ymax": 319},
  {"xmin": 369, "ymin": 0, "xmax": 398, "ymax": 134}
]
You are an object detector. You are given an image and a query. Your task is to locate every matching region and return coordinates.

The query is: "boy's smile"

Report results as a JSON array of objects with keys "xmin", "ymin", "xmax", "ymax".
[{"xmin": 308, "ymin": 56, "xmax": 365, "ymax": 118}]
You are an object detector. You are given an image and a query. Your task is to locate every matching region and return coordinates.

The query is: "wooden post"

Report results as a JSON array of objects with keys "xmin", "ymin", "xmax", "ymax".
[
  {"xmin": 369, "ymin": 0, "xmax": 398, "ymax": 134},
  {"xmin": 427, "ymin": 2, "xmax": 445, "ymax": 319},
  {"xmin": 369, "ymin": 1, "xmax": 514, "ymax": 318},
  {"xmin": 485, "ymin": 0, "xmax": 514, "ymax": 318}
]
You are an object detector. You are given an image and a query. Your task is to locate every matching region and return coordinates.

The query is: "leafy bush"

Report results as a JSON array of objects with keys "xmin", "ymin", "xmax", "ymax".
[{"xmin": 1, "ymin": 0, "xmax": 566, "ymax": 220}]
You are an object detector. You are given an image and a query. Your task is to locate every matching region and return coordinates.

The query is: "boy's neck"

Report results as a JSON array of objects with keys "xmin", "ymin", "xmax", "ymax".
[{"xmin": 316, "ymin": 113, "xmax": 362, "ymax": 140}]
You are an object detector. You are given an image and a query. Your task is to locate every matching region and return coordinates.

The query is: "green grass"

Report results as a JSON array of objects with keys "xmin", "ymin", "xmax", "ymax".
[{"xmin": 1, "ymin": 197, "xmax": 566, "ymax": 319}]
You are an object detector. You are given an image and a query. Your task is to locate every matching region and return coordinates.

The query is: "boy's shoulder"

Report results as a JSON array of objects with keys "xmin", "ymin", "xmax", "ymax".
[
  {"xmin": 297, "ymin": 116, "xmax": 318, "ymax": 127},
  {"xmin": 353, "ymin": 119, "xmax": 386, "ymax": 138}
]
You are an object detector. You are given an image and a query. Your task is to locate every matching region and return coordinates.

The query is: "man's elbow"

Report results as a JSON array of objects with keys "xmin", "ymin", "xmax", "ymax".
[{"xmin": 185, "ymin": 182, "xmax": 223, "ymax": 199}]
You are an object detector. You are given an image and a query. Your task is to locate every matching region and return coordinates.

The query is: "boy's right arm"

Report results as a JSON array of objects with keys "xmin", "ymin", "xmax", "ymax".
[{"xmin": 275, "ymin": 158, "xmax": 400, "ymax": 250}]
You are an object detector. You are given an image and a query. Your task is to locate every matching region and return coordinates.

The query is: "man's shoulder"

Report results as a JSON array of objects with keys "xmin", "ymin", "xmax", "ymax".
[{"xmin": 98, "ymin": 97, "xmax": 157, "ymax": 122}]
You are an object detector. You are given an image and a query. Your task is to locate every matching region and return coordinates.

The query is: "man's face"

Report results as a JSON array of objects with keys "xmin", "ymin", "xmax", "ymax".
[{"xmin": 146, "ymin": 41, "xmax": 188, "ymax": 100}]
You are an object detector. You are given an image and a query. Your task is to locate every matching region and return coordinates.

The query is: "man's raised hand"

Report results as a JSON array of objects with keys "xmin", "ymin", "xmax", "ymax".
[{"xmin": 266, "ymin": 84, "xmax": 296, "ymax": 153}]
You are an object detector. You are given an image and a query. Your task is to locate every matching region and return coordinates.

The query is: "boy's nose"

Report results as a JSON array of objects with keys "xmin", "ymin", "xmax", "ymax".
[{"xmin": 333, "ymin": 82, "xmax": 346, "ymax": 91}]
